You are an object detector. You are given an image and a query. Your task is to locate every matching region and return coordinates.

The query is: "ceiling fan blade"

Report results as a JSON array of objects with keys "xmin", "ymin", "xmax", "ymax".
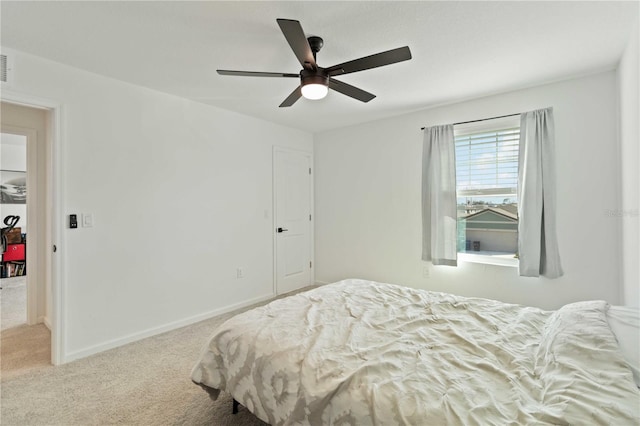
[
  {"xmin": 276, "ymin": 19, "xmax": 316, "ymax": 70},
  {"xmin": 279, "ymin": 86, "xmax": 302, "ymax": 108},
  {"xmin": 325, "ymin": 46, "xmax": 412, "ymax": 76},
  {"xmin": 217, "ymin": 70, "xmax": 299, "ymax": 78},
  {"xmin": 329, "ymin": 78, "xmax": 376, "ymax": 103}
]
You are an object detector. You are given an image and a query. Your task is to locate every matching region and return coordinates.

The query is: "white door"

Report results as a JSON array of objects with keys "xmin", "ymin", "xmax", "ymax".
[{"xmin": 274, "ymin": 148, "xmax": 312, "ymax": 294}]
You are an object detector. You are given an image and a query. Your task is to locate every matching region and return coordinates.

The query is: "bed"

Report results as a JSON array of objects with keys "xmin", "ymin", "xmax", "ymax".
[{"xmin": 191, "ymin": 279, "xmax": 640, "ymax": 425}]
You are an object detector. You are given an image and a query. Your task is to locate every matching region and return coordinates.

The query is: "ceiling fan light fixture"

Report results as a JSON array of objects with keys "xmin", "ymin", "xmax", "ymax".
[
  {"xmin": 301, "ymin": 83, "xmax": 328, "ymax": 100},
  {"xmin": 300, "ymin": 72, "xmax": 329, "ymax": 100}
]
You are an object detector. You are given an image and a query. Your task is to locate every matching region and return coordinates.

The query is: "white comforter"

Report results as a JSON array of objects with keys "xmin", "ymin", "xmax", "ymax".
[{"xmin": 191, "ymin": 279, "xmax": 640, "ymax": 425}]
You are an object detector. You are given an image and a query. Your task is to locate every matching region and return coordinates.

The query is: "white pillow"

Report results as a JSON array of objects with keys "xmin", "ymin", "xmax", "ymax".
[{"xmin": 606, "ymin": 305, "xmax": 640, "ymax": 387}]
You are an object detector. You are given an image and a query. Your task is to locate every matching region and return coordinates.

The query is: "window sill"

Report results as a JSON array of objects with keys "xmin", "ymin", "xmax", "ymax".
[{"xmin": 458, "ymin": 251, "xmax": 519, "ymax": 268}]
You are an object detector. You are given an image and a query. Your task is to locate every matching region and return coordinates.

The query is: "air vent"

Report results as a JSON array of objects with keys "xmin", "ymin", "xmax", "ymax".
[{"xmin": 0, "ymin": 54, "xmax": 7, "ymax": 83}]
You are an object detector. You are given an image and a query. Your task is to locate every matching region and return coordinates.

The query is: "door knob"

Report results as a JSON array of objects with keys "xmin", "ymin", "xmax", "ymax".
[{"xmin": 277, "ymin": 227, "xmax": 288, "ymax": 233}]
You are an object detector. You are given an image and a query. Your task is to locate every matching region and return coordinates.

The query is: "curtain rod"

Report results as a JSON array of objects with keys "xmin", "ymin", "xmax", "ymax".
[{"xmin": 420, "ymin": 112, "xmax": 521, "ymax": 131}]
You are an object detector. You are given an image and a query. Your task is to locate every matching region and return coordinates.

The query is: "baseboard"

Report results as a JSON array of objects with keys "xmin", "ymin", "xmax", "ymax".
[
  {"xmin": 314, "ymin": 280, "xmax": 330, "ymax": 285},
  {"xmin": 64, "ymin": 292, "xmax": 276, "ymax": 363}
]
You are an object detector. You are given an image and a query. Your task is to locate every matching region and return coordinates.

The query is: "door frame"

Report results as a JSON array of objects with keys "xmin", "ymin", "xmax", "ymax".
[
  {"xmin": 2, "ymin": 125, "xmax": 38, "ymax": 325},
  {"xmin": 272, "ymin": 146, "xmax": 314, "ymax": 295},
  {"xmin": 2, "ymin": 89, "xmax": 65, "ymax": 365}
]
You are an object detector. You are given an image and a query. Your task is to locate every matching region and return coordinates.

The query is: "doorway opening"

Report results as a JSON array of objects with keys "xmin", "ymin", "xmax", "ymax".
[
  {"xmin": 1, "ymin": 101, "xmax": 53, "ymax": 376},
  {"xmin": 1, "ymin": 132, "xmax": 28, "ymax": 327}
]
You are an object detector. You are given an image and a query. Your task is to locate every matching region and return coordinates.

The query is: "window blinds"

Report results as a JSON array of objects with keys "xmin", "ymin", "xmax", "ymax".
[{"xmin": 455, "ymin": 128, "xmax": 519, "ymax": 197}]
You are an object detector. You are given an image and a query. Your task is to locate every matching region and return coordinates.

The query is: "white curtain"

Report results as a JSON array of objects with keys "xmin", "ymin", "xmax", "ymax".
[
  {"xmin": 422, "ymin": 125, "xmax": 457, "ymax": 266},
  {"xmin": 518, "ymin": 107, "xmax": 563, "ymax": 278}
]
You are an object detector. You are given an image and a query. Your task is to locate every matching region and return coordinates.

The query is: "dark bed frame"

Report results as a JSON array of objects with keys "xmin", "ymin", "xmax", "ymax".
[{"xmin": 196, "ymin": 382, "xmax": 243, "ymax": 415}]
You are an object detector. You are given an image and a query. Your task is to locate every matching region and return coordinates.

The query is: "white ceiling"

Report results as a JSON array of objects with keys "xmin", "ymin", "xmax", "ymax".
[{"xmin": 1, "ymin": 1, "xmax": 637, "ymax": 133}]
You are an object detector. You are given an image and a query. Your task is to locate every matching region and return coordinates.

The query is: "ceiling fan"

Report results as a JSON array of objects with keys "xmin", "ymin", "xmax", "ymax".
[{"xmin": 217, "ymin": 19, "xmax": 412, "ymax": 107}]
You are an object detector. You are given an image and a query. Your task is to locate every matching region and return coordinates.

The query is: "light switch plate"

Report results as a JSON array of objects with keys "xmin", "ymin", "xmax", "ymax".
[{"xmin": 82, "ymin": 213, "xmax": 94, "ymax": 227}]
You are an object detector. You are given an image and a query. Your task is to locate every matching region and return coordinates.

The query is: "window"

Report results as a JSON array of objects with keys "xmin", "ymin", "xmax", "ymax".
[{"xmin": 454, "ymin": 119, "xmax": 520, "ymax": 266}]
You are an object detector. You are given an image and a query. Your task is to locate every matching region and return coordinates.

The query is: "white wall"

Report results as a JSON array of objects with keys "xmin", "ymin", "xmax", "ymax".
[
  {"xmin": 315, "ymin": 71, "xmax": 623, "ymax": 310},
  {"xmin": 618, "ymin": 21, "xmax": 640, "ymax": 307},
  {"xmin": 1, "ymin": 134, "xmax": 27, "ymax": 169},
  {"xmin": 1, "ymin": 48, "xmax": 312, "ymax": 361}
]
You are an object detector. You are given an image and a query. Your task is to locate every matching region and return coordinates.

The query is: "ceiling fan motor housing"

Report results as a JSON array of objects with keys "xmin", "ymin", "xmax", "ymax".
[{"xmin": 300, "ymin": 68, "xmax": 329, "ymax": 86}]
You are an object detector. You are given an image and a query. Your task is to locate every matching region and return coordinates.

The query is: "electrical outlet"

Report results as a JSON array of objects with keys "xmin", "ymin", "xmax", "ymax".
[
  {"xmin": 423, "ymin": 265, "xmax": 430, "ymax": 278},
  {"xmin": 236, "ymin": 268, "xmax": 244, "ymax": 279}
]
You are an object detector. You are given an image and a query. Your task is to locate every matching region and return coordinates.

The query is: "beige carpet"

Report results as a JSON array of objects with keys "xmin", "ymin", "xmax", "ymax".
[
  {"xmin": 1, "ymin": 287, "xmax": 317, "ymax": 425},
  {"xmin": 2, "ymin": 323, "xmax": 51, "ymax": 381},
  {"xmin": 1, "ymin": 276, "xmax": 27, "ymax": 330},
  {"xmin": 1, "ymin": 275, "xmax": 54, "ymax": 383}
]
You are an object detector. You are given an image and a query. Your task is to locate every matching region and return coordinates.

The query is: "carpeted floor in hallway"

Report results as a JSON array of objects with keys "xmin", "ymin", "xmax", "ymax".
[{"xmin": 1, "ymin": 276, "xmax": 27, "ymax": 330}]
